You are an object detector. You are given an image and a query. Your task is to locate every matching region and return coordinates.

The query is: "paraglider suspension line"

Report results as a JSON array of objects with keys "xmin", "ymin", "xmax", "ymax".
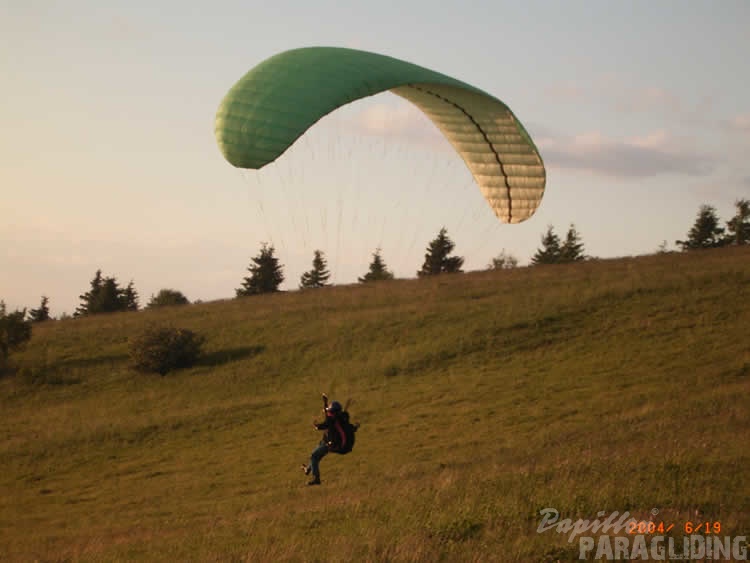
[{"xmin": 411, "ymin": 85, "xmax": 513, "ymax": 223}]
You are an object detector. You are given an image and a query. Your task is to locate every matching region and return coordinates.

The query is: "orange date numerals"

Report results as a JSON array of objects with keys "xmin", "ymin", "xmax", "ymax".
[{"xmin": 684, "ymin": 521, "xmax": 721, "ymax": 534}]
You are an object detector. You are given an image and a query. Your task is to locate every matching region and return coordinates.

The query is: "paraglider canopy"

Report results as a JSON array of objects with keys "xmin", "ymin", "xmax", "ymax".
[{"xmin": 215, "ymin": 46, "xmax": 546, "ymax": 224}]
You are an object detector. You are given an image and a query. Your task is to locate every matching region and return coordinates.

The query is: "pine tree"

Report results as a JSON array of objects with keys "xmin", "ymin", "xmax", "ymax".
[
  {"xmin": 75, "ymin": 270, "xmax": 103, "ymax": 316},
  {"xmin": 487, "ymin": 249, "xmax": 519, "ymax": 270},
  {"xmin": 28, "ymin": 296, "xmax": 51, "ymax": 322},
  {"xmin": 559, "ymin": 224, "xmax": 586, "ymax": 263},
  {"xmin": 531, "ymin": 226, "xmax": 562, "ymax": 265},
  {"xmin": 417, "ymin": 227, "xmax": 464, "ymax": 277},
  {"xmin": 120, "ymin": 281, "xmax": 139, "ymax": 311},
  {"xmin": 359, "ymin": 248, "xmax": 394, "ymax": 282},
  {"xmin": 75, "ymin": 270, "xmax": 139, "ymax": 315},
  {"xmin": 676, "ymin": 204, "xmax": 726, "ymax": 250},
  {"xmin": 236, "ymin": 243, "xmax": 285, "ymax": 296},
  {"xmin": 726, "ymin": 198, "xmax": 750, "ymax": 245},
  {"xmin": 300, "ymin": 250, "xmax": 331, "ymax": 289},
  {"xmin": 97, "ymin": 277, "xmax": 124, "ymax": 313}
]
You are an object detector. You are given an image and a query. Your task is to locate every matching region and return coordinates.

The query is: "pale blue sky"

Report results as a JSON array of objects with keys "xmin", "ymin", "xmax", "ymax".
[{"xmin": 2, "ymin": 0, "xmax": 749, "ymax": 316}]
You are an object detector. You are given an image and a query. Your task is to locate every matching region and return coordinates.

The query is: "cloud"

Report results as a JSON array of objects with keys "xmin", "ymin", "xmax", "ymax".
[
  {"xmin": 543, "ymin": 76, "xmax": 713, "ymax": 125},
  {"xmin": 724, "ymin": 113, "xmax": 750, "ymax": 133},
  {"xmin": 538, "ymin": 129, "xmax": 716, "ymax": 178},
  {"xmin": 333, "ymin": 97, "xmax": 726, "ymax": 180},
  {"xmin": 613, "ymin": 86, "xmax": 683, "ymax": 115},
  {"xmin": 346, "ymin": 102, "xmax": 449, "ymax": 150}
]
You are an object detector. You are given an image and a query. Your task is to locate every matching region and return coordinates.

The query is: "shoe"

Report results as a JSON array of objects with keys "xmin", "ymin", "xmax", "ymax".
[
  {"xmin": 301, "ymin": 464, "xmax": 311, "ymax": 476},
  {"xmin": 307, "ymin": 476, "xmax": 321, "ymax": 486}
]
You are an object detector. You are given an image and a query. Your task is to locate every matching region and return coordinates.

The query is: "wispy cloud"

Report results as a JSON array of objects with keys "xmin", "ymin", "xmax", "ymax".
[
  {"xmin": 723, "ymin": 113, "xmax": 750, "ymax": 133},
  {"xmin": 343, "ymin": 101, "xmax": 449, "ymax": 150},
  {"xmin": 613, "ymin": 86, "xmax": 684, "ymax": 115},
  {"xmin": 538, "ymin": 129, "xmax": 715, "ymax": 178},
  {"xmin": 544, "ymin": 76, "xmax": 713, "ymax": 124},
  {"xmin": 340, "ymin": 99, "xmax": 722, "ymax": 180}
]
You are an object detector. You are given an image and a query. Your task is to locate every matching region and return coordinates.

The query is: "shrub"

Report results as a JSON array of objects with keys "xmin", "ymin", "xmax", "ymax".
[
  {"xmin": 1, "ymin": 305, "xmax": 32, "ymax": 375},
  {"xmin": 129, "ymin": 326, "xmax": 205, "ymax": 376},
  {"xmin": 147, "ymin": 289, "xmax": 190, "ymax": 308}
]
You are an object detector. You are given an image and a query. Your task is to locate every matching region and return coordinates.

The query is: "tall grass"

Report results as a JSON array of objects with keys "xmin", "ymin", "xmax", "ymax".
[{"xmin": 1, "ymin": 247, "xmax": 748, "ymax": 561}]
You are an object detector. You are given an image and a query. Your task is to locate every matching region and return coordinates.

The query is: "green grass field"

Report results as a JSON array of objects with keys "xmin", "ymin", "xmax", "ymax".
[{"xmin": 2, "ymin": 247, "xmax": 749, "ymax": 562}]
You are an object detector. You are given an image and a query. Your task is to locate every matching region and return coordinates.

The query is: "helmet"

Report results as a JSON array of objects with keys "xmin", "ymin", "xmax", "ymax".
[{"xmin": 327, "ymin": 401, "xmax": 342, "ymax": 413}]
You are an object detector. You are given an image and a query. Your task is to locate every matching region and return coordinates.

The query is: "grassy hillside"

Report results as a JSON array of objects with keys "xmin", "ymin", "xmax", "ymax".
[{"xmin": 2, "ymin": 247, "xmax": 749, "ymax": 562}]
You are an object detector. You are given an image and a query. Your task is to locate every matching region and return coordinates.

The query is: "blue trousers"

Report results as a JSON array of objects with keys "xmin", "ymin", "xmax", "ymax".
[{"xmin": 309, "ymin": 441, "xmax": 329, "ymax": 478}]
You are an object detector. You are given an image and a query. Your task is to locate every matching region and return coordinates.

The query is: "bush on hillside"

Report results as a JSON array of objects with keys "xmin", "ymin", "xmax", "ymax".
[
  {"xmin": 1, "ymin": 304, "xmax": 32, "ymax": 376},
  {"xmin": 147, "ymin": 289, "xmax": 190, "ymax": 308},
  {"xmin": 129, "ymin": 326, "xmax": 205, "ymax": 376}
]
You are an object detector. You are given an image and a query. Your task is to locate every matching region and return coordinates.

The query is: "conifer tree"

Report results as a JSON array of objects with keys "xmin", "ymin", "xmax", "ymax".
[
  {"xmin": 236, "ymin": 243, "xmax": 285, "ymax": 296},
  {"xmin": 487, "ymin": 249, "xmax": 519, "ymax": 270},
  {"xmin": 531, "ymin": 226, "xmax": 562, "ymax": 265},
  {"xmin": 417, "ymin": 227, "xmax": 464, "ymax": 277},
  {"xmin": 359, "ymin": 248, "xmax": 394, "ymax": 282},
  {"xmin": 121, "ymin": 281, "xmax": 139, "ymax": 311},
  {"xmin": 75, "ymin": 270, "xmax": 139, "ymax": 315},
  {"xmin": 300, "ymin": 250, "xmax": 331, "ymax": 289},
  {"xmin": 726, "ymin": 198, "xmax": 750, "ymax": 245},
  {"xmin": 28, "ymin": 296, "xmax": 51, "ymax": 322},
  {"xmin": 676, "ymin": 204, "xmax": 726, "ymax": 250},
  {"xmin": 560, "ymin": 224, "xmax": 586, "ymax": 263},
  {"xmin": 76, "ymin": 270, "xmax": 103, "ymax": 316},
  {"xmin": 98, "ymin": 277, "xmax": 123, "ymax": 313}
]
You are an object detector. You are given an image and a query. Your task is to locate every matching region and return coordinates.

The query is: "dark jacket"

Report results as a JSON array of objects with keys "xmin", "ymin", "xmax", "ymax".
[{"xmin": 315, "ymin": 411, "xmax": 350, "ymax": 453}]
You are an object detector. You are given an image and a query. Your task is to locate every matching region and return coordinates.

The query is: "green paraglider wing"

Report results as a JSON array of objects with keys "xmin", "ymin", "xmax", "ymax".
[{"xmin": 215, "ymin": 47, "xmax": 545, "ymax": 224}]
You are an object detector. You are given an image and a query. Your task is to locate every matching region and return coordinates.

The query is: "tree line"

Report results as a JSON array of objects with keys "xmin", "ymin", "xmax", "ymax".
[
  {"xmin": 234, "ymin": 198, "xmax": 749, "ymax": 294},
  {"xmin": 3, "ymin": 199, "xmax": 748, "ymax": 322}
]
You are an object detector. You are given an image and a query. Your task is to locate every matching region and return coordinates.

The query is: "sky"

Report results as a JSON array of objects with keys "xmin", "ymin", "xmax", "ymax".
[{"xmin": 2, "ymin": 0, "xmax": 749, "ymax": 317}]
